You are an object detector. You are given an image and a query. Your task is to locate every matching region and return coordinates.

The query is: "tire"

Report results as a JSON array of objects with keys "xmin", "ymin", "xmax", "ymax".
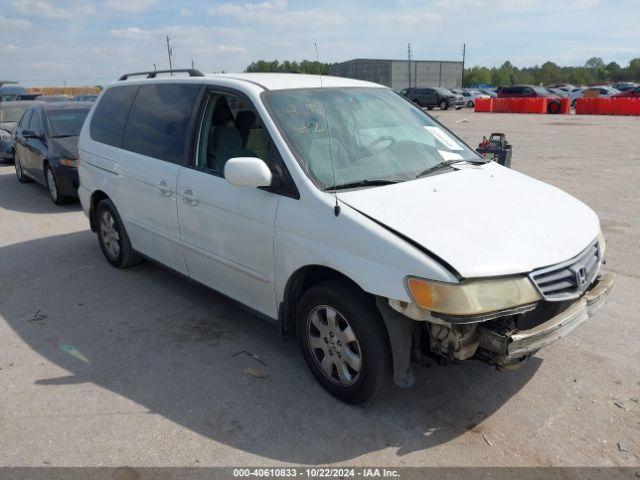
[
  {"xmin": 467, "ymin": 101, "xmax": 475, "ymax": 108},
  {"xmin": 14, "ymin": 154, "xmax": 31, "ymax": 183},
  {"xmin": 547, "ymin": 100, "xmax": 561, "ymax": 114},
  {"xmin": 440, "ymin": 100, "xmax": 448, "ymax": 110},
  {"xmin": 296, "ymin": 280, "xmax": 393, "ymax": 405},
  {"xmin": 96, "ymin": 198, "xmax": 142, "ymax": 268},
  {"xmin": 426, "ymin": 106, "xmax": 434, "ymax": 110},
  {"xmin": 45, "ymin": 163, "xmax": 71, "ymax": 205}
]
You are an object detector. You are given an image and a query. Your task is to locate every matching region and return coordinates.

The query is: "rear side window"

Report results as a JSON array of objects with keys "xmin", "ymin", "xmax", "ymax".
[
  {"xmin": 122, "ymin": 83, "xmax": 200, "ymax": 164},
  {"xmin": 90, "ymin": 85, "xmax": 140, "ymax": 147}
]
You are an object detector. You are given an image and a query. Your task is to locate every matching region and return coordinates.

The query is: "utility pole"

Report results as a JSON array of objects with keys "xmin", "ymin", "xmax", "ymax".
[
  {"xmin": 166, "ymin": 35, "xmax": 173, "ymax": 75},
  {"xmin": 461, "ymin": 43, "xmax": 466, "ymax": 88},
  {"xmin": 407, "ymin": 43, "xmax": 412, "ymax": 88}
]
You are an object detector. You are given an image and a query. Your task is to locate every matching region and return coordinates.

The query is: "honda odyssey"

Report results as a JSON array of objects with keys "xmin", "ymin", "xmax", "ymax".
[{"xmin": 78, "ymin": 70, "xmax": 614, "ymax": 404}]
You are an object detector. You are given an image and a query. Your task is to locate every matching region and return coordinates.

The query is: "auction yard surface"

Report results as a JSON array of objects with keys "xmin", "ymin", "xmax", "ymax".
[{"xmin": 0, "ymin": 110, "xmax": 638, "ymax": 467}]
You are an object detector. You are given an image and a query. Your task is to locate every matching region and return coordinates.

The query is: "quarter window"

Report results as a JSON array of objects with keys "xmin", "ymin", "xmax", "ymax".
[
  {"xmin": 90, "ymin": 85, "xmax": 139, "ymax": 148},
  {"xmin": 123, "ymin": 83, "xmax": 200, "ymax": 164}
]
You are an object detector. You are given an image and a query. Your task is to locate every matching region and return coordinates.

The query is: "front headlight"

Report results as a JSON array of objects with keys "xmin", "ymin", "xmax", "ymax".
[
  {"xmin": 0, "ymin": 130, "xmax": 10, "ymax": 142},
  {"xmin": 405, "ymin": 275, "xmax": 541, "ymax": 316}
]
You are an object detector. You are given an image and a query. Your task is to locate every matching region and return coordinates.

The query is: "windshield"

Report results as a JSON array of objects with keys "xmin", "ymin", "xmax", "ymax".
[
  {"xmin": 46, "ymin": 108, "xmax": 89, "ymax": 137},
  {"xmin": 434, "ymin": 88, "xmax": 454, "ymax": 95},
  {"xmin": 0, "ymin": 103, "xmax": 31, "ymax": 123},
  {"xmin": 262, "ymin": 87, "xmax": 481, "ymax": 189}
]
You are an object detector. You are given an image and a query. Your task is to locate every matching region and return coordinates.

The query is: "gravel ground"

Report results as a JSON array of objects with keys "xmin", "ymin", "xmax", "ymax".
[{"xmin": 0, "ymin": 109, "xmax": 638, "ymax": 468}]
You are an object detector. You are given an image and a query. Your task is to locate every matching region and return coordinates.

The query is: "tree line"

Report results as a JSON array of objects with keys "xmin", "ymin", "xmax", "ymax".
[
  {"xmin": 464, "ymin": 57, "xmax": 640, "ymax": 86},
  {"xmin": 245, "ymin": 57, "xmax": 640, "ymax": 86}
]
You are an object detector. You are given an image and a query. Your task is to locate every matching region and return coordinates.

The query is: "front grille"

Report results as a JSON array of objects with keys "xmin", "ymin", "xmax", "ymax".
[{"xmin": 529, "ymin": 240, "xmax": 601, "ymax": 301}]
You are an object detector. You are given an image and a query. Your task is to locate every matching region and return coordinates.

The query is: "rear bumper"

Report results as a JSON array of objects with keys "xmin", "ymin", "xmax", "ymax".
[{"xmin": 477, "ymin": 272, "xmax": 615, "ymax": 365}]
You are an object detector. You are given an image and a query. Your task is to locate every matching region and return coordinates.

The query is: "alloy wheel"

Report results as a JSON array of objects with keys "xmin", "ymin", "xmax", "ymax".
[
  {"xmin": 100, "ymin": 210, "xmax": 121, "ymax": 259},
  {"xmin": 306, "ymin": 305, "xmax": 362, "ymax": 386},
  {"xmin": 15, "ymin": 158, "xmax": 23, "ymax": 180},
  {"xmin": 46, "ymin": 167, "xmax": 58, "ymax": 202}
]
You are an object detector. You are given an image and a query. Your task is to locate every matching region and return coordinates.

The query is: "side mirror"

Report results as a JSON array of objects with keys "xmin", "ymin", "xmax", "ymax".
[
  {"xmin": 224, "ymin": 157, "xmax": 272, "ymax": 189},
  {"xmin": 22, "ymin": 129, "xmax": 39, "ymax": 139}
]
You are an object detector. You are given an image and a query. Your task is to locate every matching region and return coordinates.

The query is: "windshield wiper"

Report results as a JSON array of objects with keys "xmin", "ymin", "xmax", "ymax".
[
  {"xmin": 416, "ymin": 158, "xmax": 485, "ymax": 179},
  {"xmin": 52, "ymin": 134, "xmax": 77, "ymax": 138},
  {"xmin": 325, "ymin": 179, "xmax": 400, "ymax": 191}
]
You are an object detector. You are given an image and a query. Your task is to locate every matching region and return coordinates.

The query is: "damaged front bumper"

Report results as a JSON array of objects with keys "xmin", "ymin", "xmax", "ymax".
[{"xmin": 476, "ymin": 272, "xmax": 615, "ymax": 366}]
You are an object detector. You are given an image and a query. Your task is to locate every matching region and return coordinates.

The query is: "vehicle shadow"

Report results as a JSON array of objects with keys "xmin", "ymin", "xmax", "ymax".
[
  {"xmin": 0, "ymin": 168, "xmax": 80, "ymax": 214},
  {"xmin": 0, "ymin": 231, "xmax": 540, "ymax": 463}
]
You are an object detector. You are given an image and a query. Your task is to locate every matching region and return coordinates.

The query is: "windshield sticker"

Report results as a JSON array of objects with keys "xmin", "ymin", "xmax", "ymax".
[
  {"xmin": 438, "ymin": 150, "xmax": 464, "ymax": 161},
  {"xmin": 424, "ymin": 126, "xmax": 464, "ymax": 150}
]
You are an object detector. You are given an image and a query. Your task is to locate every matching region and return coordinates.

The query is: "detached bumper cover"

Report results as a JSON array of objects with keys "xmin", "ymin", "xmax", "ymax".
[{"xmin": 478, "ymin": 272, "xmax": 615, "ymax": 363}]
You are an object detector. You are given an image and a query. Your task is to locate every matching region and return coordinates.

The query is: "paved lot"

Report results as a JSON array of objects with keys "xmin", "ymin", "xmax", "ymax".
[{"xmin": 0, "ymin": 110, "xmax": 638, "ymax": 467}]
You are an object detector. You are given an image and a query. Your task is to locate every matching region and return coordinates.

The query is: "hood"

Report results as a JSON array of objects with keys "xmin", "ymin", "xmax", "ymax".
[
  {"xmin": 338, "ymin": 163, "xmax": 600, "ymax": 278},
  {"xmin": 49, "ymin": 136, "xmax": 79, "ymax": 159}
]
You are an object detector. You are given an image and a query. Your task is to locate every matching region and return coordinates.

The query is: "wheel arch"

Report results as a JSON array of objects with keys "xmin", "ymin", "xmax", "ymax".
[
  {"xmin": 279, "ymin": 264, "xmax": 367, "ymax": 336},
  {"xmin": 89, "ymin": 190, "xmax": 110, "ymax": 232}
]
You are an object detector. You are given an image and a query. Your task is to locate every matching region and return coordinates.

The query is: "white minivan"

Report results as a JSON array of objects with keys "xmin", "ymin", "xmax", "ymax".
[{"xmin": 78, "ymin": 70, "xmax": 615, "ymax": 404}]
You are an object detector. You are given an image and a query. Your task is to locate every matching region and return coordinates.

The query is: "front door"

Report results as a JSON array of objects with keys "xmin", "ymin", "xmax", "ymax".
[{"xmin": 177, "ymin": 89, "xmax": 281, "ymax": 317}]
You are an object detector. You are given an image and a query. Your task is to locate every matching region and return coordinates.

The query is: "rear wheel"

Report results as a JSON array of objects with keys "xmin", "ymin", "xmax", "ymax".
[
  {"xmin": 440, "ymin": 100, "xmax": 448, "ymax": 110},
  {"xmin": 296, "ymin": 280, "xmax": 392, "ymax": 405},
  {"xmin": 14, "ymin": 155, "xmax": 31, "ymax": 183},
  {"xmin": 96, "ymin": 198, "xmax": 142, "ymax": 268}
]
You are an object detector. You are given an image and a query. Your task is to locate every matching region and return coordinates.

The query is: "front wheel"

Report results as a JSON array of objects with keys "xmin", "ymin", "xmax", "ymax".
[
  {"xmin": 296, "ymin": 280, "xmax": 392, "ymax": 405},
  {"xmin": 96, "ymin": 198, "xmax": 142, "ymax": 268},
  {"xmin": 467, "ymin": 101, "xmax": 475, "ymax": 108},
  {"xmin": 45, "ymin": 164, "xmax": 71, "ymax": 205},
  {"xmin": 440, "ymin": 100, "xmax": 448, "ymax": 110}
]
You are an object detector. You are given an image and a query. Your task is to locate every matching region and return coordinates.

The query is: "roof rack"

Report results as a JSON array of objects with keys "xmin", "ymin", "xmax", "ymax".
[{"xmin": 118, "ymin": 69, "xmax": 204, "ymax": 81}]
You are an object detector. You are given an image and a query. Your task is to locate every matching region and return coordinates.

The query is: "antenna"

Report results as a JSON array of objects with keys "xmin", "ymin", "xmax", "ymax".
[
  {"xmin": 315, "ymin": 42, "xmax": 340, "ymax": 217},
  {"xmin": 407, "ymin": 43, "xmax": 412, "ymax": 88},
  {"xmin": 166, "ymin": 35, "xmax": 174, "ymax": 75}
]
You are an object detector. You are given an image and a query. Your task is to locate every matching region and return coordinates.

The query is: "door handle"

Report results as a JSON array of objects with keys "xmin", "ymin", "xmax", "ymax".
[
  {"xmin": 157, "ymin": 179, "xmax": 173, "ymax": 197},
  {"xmin": 182, "ymin": 187, "xmax": 199, "ymax": 206}
]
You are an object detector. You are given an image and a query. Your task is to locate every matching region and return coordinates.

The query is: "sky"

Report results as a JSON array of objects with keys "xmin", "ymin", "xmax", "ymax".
[{"xmin": 0, "ymin": 0, "xmax": 638, "ymax": 87}]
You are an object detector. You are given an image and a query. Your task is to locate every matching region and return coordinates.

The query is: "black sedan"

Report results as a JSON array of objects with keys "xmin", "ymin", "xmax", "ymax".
[{"xmin": 14, "ymin": 102, "xmax": 91, "ymax": 205}]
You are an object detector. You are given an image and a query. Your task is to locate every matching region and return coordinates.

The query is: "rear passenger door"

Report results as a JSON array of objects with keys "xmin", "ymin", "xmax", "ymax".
[
  {"xmin": 22, "ymin": 108, "xmax": 46, "ymax": 180},
  {"xmin": 176, "ymin": 88, "xmax": 284, "ymax": 317},
  {"xmin": 117, "ymin": 82, "xmax": 202, "ymax": 275}
]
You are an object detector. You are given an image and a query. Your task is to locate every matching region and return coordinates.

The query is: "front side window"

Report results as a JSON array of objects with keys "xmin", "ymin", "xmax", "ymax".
[
  {"xmin": 46, "ymin": 108, "xmax": 90, "ymax": 137},
  {"xmin": 123, "ymin": 83, "xmax": 200, "ymax": 164},
  {"xmin": 263, "ymin": 87, "xmax": 480, "ymax": 190},
  {"xmin": 19, "ymin": 109, "xmax": 33, "ymax": 128},
  {"xmin": 29, "ymin": 109, "xmax": 43, "ymax": 133},
  {"xmin": 196, "ymin": 91, "xmax": 272, "ymax": 176}
]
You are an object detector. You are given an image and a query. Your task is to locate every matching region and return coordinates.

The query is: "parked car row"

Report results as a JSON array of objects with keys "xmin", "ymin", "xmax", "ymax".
[
  {"xmin": 13, "ymin": 101, "xmax": 91, "ymax": 204},
  {"xmin": 5, "ymin": 70, "xmax": 614, "ymax": 405},
  {"xmin": 399, "ymin": 87, "xmax": 465, "ymax": 110}
]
